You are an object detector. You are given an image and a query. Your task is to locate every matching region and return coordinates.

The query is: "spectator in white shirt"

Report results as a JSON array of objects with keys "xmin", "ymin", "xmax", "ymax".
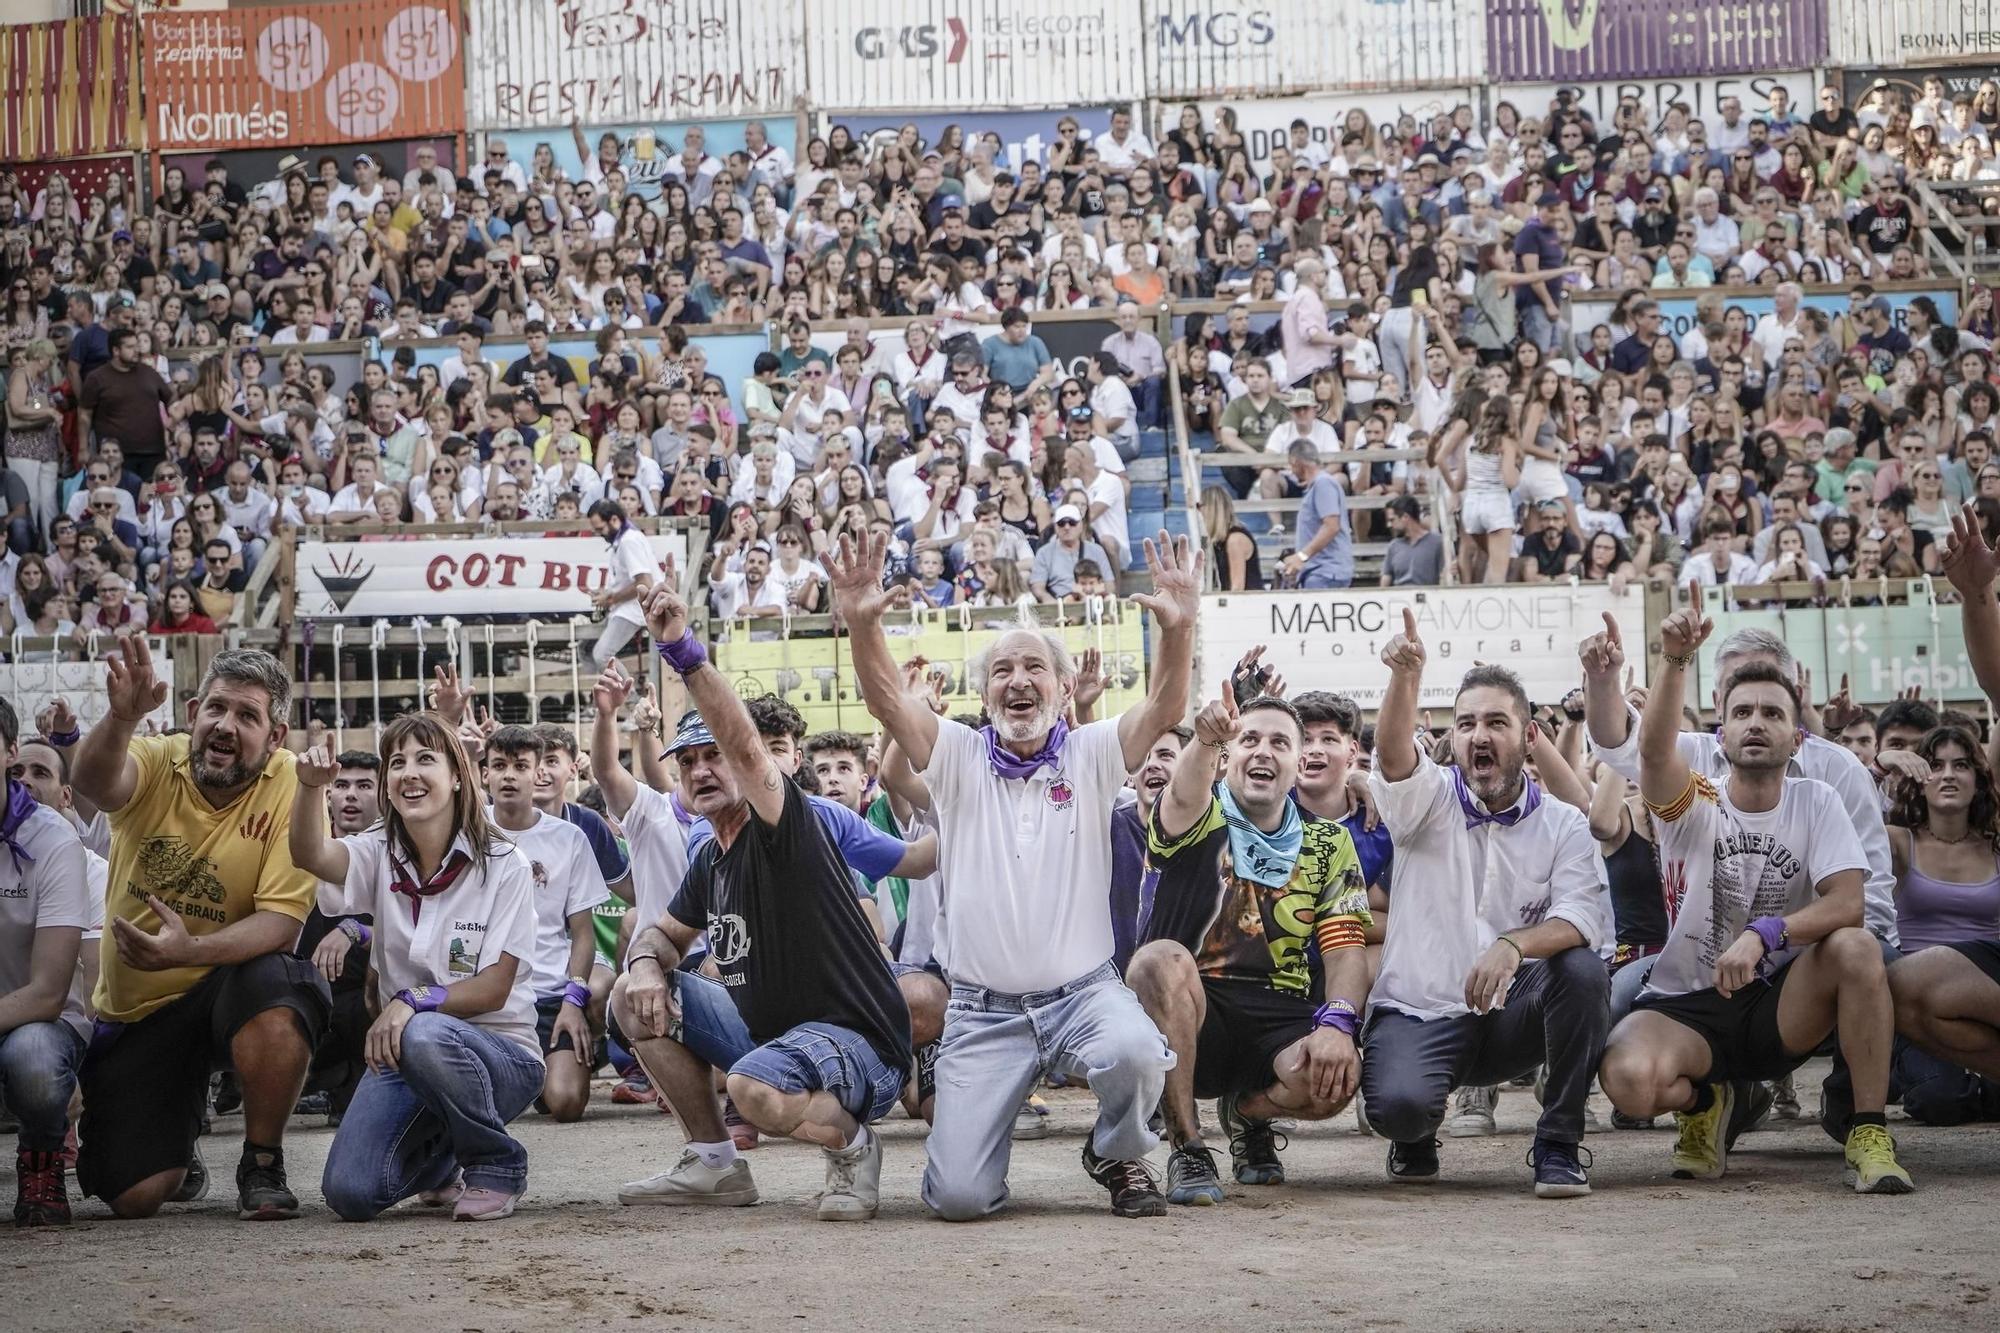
[
  {"xmin": 268, "ymin": 298, "xmax": 328, "ymax": 346},
  {"xmin": 743, "ymin": 120, "xmax": 794, "ymax": 189},
  {"xmin": 1689, "ymin": 188, "xmax": 1740, "ymax": 270},
  {"xmin": 728, "ymin": 436, "xmax": 793, "ymax": 508},
  {"xmin": 217, "ymin": 461, "xmax": 277, "ymax": 568},
  {"xmin": 1088, "ymin": 352, "xmax": 1140, "ymax": 463},
  {"xmin": 1065, "ymin": 440, "xmax": 1128, "ymax": 572},
  {"xmin": 479, "ymin": 137, "xmax": 529, "ymax": 196},
  {"xmin": 1093, "ymin": 108, "xmax": 1155, "ymax": 175},
  {"xmin": 1683, "ymin": 519, "xmax": 1760, "ymax": 586}
]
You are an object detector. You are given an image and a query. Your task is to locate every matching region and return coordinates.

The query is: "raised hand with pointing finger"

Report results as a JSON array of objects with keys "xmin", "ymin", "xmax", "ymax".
[
  {"xmin": 1578, "ymin": 611, "xmax": 1624, "ymax": 680},
  {"xmin": 1381, "ymin": 607, "xmax": 1426, "ymax": 679}
]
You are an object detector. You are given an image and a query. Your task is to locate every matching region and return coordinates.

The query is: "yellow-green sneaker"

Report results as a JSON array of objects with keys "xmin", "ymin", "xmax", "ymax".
[
  {"xmin": 1844, "ymin": 1123, "xmax": 1915, "ymax": 1195},
  {"xmin": 1671, "ymin": 1082, "xmax": 1733, "ymax": 1181}
]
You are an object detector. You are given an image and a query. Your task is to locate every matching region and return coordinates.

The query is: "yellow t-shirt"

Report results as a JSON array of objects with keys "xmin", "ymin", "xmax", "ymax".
[{"xmin": 95, "ymin": 735, "xmax": 315, "ymax": 1023}]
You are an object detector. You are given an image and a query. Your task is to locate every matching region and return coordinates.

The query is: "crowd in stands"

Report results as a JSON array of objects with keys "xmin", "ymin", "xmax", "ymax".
[{"xmin": 2, "ymin": 79, "xmax": 1999, "ymax": 640}]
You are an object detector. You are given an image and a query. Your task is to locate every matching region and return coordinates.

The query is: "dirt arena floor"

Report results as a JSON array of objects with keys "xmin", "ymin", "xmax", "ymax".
[{"xmin": 13, "ymin": 1058, "xmax": 2000, "ymax": 1332}]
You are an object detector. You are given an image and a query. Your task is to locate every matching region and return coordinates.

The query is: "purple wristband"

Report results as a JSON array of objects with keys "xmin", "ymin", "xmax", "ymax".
[
  {"xmin": 395, "ymin": 985, "xmax": 447, "ymax": 1013},
  {"xmin": 338, "ymin": 919, "xmax": 371, "ymax": 948},
  {"xmin": 46, "ymin": 725, "xmax": 80, "ymax": 748},
  {"xmin": 657, "ymin": 630, "xmax": 708, "ymax": 675},
  {"xmin": 562, "ymin": 980, "xmax": 590, "ymax": 1008},
  {"xmin": 1313, "ymin": 1001, "xmax": 1359, "ymax": 1037},
  {"xmin": 1748, "ymin": 916, "xmax": 1788, "ymax": 956}
]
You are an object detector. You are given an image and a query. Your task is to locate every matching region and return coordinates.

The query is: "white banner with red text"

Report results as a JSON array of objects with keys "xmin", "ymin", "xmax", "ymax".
[{"xmin": 295, "ymin": 534, "xmax": 689, "ymax": 619}]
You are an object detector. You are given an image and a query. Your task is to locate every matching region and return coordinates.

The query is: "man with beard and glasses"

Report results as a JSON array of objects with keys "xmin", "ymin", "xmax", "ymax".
[
  {"xmin": 1129, "ymin": 689, "xmax": 1370, "ymax": 1205},
  {"xmin": 610, "ymin": 575, "xmax": 914, "ymax": 1221},
  {"xmin": 69, "ymin": 645, "xmax": 329, "ymax": 1221},
  {"xmin": 1598, "ymin": 607, "xmax": 1913, "ymax": 1194},
  {"xmin": 1361, "ymin": 611, "xmax": 1610, "ymax": 1198},
  {"xmin": 827, "ymin": 528, "xmax": 1200, "ymax": 1221},
  {"xmin": 293, "ymin": 750, "xmax": 382, "ymax": 1126}
]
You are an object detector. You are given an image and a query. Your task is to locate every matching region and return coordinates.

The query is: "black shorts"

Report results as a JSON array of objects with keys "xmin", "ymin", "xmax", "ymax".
[
  {"xmin": 1948, "ymin": 939, "xmax": 2000, "ymax": 989},
  {"xmin": 1192, "ymin": 979, "xmax": 1315, "ymax": 1100},
  {"xmin": 1632, "ymin": 960, "xmax": 1806, "ymax": 1085},
  {"xmin": 535, "ymin": 993, "xmax": 580, "ymax": 1054},
  {"xmin": 77, "ymin": 952, "xmax": 330, "ymax": 1203}
]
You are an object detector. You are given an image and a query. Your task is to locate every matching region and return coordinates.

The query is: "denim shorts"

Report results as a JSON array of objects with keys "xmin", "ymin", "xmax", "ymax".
[
  {"xmin": 731, "ymin": 1022, "xmax": 907, "ymax": 1124},
  {"xmin": 674, "ymin": 971, "xmax": 906, "ymax": 1123}
]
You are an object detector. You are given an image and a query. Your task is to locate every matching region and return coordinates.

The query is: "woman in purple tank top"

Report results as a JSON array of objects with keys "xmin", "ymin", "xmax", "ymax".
[{"xmin": 1883, "ymin": 725, "xmax": 2000, "ymax": 1125}]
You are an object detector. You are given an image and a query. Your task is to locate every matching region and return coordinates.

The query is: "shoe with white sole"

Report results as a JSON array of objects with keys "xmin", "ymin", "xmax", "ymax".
[
  {"xmin": 817, "ymin": 1127, "xmax": 882, "ymax": 1221},
  {"xmin": 1446, "ymin": 1085, "xmax": 1497, "ymax": 1137},
  {"xmin": 452, "ymin": 1186, "xmax": 521, "ymax": 1221},
  {"xmin": 618, "ymin": 1149, "xmax": 758, "ymax": 1206}
]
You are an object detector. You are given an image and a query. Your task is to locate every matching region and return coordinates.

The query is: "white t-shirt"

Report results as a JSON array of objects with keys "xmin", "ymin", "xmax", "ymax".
[
  {"xmin": 712, "ymin": 571, "xmax": 786, "ymax": 619},
  {"xmin": 1591, "ymin": 703, "xmax": 1898, "ymax": 944},
  {"xmin": 1643, "ymin": 775, "xmax": 1867, "ymax": 998},
  {"xmin": 766, "ymin": 557, "xmax": 825, "ymax": 610},
  {"xmin": 1344, "ymin": 338, "xmax": 1383, "ymax": 405},
  {"xmin": 605, "ymin": 526, "xmax": 663, "ymax": 628},
  {"xmin": 321, "ymin": 829, "xmax": 543, "ymax": 1055},
  {"xmin": 918, "ymin": 716, "xmax": 1129, "ymax": 992},
  {"xmin": 497, "ymin": 809, "xmax": 612, "ymax": 999},
  {"xmin": 1084, "ymin": 469, "xmax": 1128, "ymax": 571},
  {"xmin": 0, "ymin": 805, "xmax": 91, "ymax": 1039},
  {"xmin": 1367, "ymin": 750, "xmax": 1609, "ymax": 1020},
  {"xmin": 620, "ymin": 782, "xmax": 691, "ymax": 956}
]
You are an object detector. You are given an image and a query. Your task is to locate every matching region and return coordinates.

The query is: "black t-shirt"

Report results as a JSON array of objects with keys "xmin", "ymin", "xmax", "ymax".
[
  {"xmin": 668, "ymin": 780, "xmax": 911, "ymax": 1073},
  {"xmin": 1809, "ymin": 108, "xmax": 1860, "ymax": 141},
  {"xmin": 1859, "ymin": 199, "xmax": 1914, "ymax": 254},
  {"xmin": 503, "ymin": 353, "xmax": 577, "ymax": 389},
  {"xmin": 1530, "ymin": 529, "xmax": 1581, "ymax": 578}
]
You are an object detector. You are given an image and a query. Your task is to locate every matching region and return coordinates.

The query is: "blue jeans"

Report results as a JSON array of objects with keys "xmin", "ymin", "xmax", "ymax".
[
  {"xmin": 1133, "ymin": 376, "xmax": 1163, "ymax": 432},
  {"xmin": 672, "ymin": 971, "xmax": 904, "ymax": 1122},
  {"xmin": 1519, "ymin": 302, "xmax": 1560, "ymax": 353},
  {"xmin": 0, "ymin": 1021, "xmax": 84, "ymax": 1151},
  {"xmin": 320, "ymin": 1013, "xmax": 544, "ymax": 1220},
  {"xmin": 921, "ymin": 962, "xmax": 1173, "ymax": 1221}
]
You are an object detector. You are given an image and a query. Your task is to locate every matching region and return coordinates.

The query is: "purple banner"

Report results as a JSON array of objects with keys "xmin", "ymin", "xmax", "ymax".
[{"xmin": 1486, "ymin": 0, "xmax": 1827, "ymax": 82}]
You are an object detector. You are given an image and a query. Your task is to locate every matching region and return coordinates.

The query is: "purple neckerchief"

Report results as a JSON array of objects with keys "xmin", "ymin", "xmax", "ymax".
[
  {"xmin": 0, "ymin": 779, "xmax": 35, "ymax": 869},
  {"xmin": 984, "ymin": 720, "xmax": 1069, "ymax": 780},
  {"xmin": 1452, "ymin": 767, "xmax": 1542, "ymax": 830}
]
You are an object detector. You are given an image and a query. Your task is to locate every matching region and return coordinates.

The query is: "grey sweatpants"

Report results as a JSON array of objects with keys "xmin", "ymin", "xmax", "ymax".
[{"xmin": 1361, "ymin": 947, "xmax": 1610, "ymax": 1147}]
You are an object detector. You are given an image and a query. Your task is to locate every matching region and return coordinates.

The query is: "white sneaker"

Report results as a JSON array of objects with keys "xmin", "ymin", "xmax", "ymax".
[
  {"xmin": 1446, "ymin": 1085, "xmax": 1498, "ymax": 1138},
  {"xmin": 817, "ymin": 1127, "xmax": 881, "ymax": 1221},
  {"xmin": 1010, "ymin": 1097, "xmax": 1049, "ymax": 1141},
  {"xmin": 617, "ymin": 1149, "xmax": 758, "ymax": 1206}
]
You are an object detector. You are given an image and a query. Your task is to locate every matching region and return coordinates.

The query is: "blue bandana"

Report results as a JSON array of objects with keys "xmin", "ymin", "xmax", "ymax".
[{"xmin": 1219, "ymin": 785, "xmax": 1303, "ymax": 889}]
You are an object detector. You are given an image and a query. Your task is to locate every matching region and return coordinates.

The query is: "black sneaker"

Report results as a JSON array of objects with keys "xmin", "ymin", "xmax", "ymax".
[
  {"xmin": 1820, "ymin": 1066, "xmax": 1856, "ymax": 1145},
  {"xmin": 1386, "ymin": 1138, "xmax": 1440, "ymax": 1184},
  {"xmin": 293, "ymin": 1091, "xmax": 332, "ymax": 1118},
  {"xmin": 170, "ymin": 1142, "xmax": 210, "ymax": 1203},
  {"xmin": 1610, "ymin": 1110, "xmax": 1656, "ymax": 1131},
  {"xmin": 213, "ymin": 1072, "xmax": 242, "ymax": 1117},
  {"xmin": 1163, "ymin": 1142, "xmax": 1225, "ymax": 1206},
  {"xmin": 1080, "ymin": 1141, "xmax": 1167, "ymax": 1218},
  {"xmin": 236, "ymin": 1146, "xmax": 300, "ymax": 1221},
  {"xmin": 1216, "ymin": 1091, "xmax": 1287, "ymax": 1185}
]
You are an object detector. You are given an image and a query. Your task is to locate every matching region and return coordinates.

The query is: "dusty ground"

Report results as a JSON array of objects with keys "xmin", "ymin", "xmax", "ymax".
[{"xmin": 10, "ymin": 1059, "xmax": 1999, "ymax": 1332}]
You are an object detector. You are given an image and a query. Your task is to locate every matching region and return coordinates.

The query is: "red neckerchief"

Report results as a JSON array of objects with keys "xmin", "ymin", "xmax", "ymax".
[{"xmin": 389, "ymin": 848, "xmax": 472, "ymax": 924}]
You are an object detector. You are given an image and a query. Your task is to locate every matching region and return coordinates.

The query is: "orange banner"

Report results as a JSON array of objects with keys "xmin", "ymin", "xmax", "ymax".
[{"xmin": 143, "ymin": 0, "xmax": 464, "ymax": 151}]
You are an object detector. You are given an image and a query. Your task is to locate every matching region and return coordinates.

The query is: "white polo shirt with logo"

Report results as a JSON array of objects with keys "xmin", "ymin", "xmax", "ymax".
[
  {"xmin": 919, "ymin": 716, "xmax": 1129, "ymax": 993},
  {"xmin": 321, "ymin": 828, "xmax": 542, "ymax": 1056}
]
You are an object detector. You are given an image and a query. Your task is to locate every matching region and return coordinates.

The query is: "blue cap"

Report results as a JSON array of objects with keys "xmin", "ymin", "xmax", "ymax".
[{"xmin": 663, "ymin": 709, "xmax": 717, "ymax": 755}]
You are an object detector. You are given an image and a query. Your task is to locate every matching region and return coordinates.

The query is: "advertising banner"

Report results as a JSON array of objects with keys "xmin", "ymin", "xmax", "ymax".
[
  {"xmin": 468, "ymin": 0, "xmax": 803, "ymax": 130},
  {"xmin": 1841, "ymin": 63, "xmax": 2000, "ymax": 111},
  {"xmin": 1485, "ymin": 0, "xmax": 1827, "ymax": 82},
  {"xmin": 542, "ymin": 118, "xmax": 799, "ymax": 201},
  {"xmin": 1503, "ymin": 71, "xmax": 1817, "ymax": 134},
  {"xmin": 145, "ymin": 1, "xmax": 464, "ymax": 151},
  {"xmin": 804, "ymin": 0, "xmax": 1144, "ymax": 111},
  {"xmin": 817, "ymin": 108, "xmax": 1116, "ymax": 172},
  {"xmin": 1697, "ymin": 586, "xmax": 1982, "ymax": 705},
  {"xmin": 1197, "ymin": 585, "xmax": 1648, "ymax": 709},
  {"xmin": 1146, "ymin": 0, "xmax": 1481, "ymax": 100},
  {"xmin": 1569, "ymin": 284, "xmax": 1960, "ymax": 346},
  {"xmin": 296, "ymin": 533, "xmax": 690, "ymax": 619},
  {"xmin": 1191, "ymin": 90, "xmax": 1478, "ymax": 177},
  {"xmin": 1829, "ymin": 0, "xmax": 2000, "ymax": 66},
  {"xmin": 0, "ymin": 16, "xmax": 140, "ymax": 162},
  {"xmin": 712, "ymin": 607, "xmax": 1147, "ymax": 735}
]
